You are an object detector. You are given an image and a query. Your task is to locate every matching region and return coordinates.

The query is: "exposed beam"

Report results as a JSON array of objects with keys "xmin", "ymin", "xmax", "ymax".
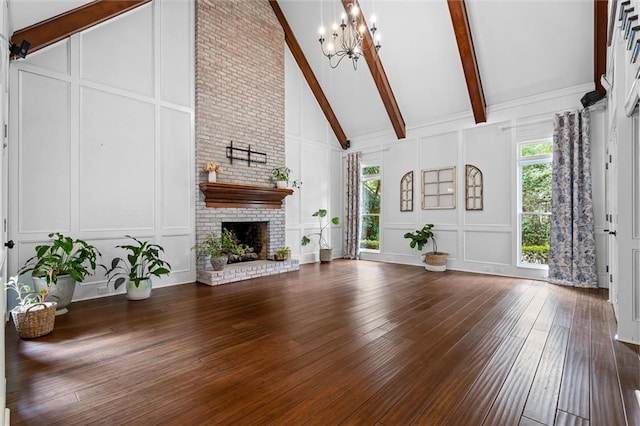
[
  {"xmin": 594, "ymin": 0, "xmax": 608, "ymax": 95},
  {"xmin": 270, "ymin": 1, "xmax": 349, "ymax": 150},
  {"xmin": 11, "ymin": 0, "xmax": 151, "ymax": 57},
  {"xmin": 447, "ymin": 0, "xmax": 487, "ymax": 124},
  {"xmin": 342, "ymin": 0, "xmax": 406, "ymax": 140}
]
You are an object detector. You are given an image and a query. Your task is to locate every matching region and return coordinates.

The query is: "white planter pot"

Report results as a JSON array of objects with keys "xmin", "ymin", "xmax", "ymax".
[
  {"xmin": 276, "ymin": 180, "xmax": 287, "ymax": 188},
  {"xmin": 33, "ymin": 275, "xmax": 76, "ymax": 315},
  {"xmin": 208, "ymin": 171, "xmax": 217, "ymax": 183},
  {"xmin": 126, "ymin": 278, "xmax": 152, "ymax": 300}
]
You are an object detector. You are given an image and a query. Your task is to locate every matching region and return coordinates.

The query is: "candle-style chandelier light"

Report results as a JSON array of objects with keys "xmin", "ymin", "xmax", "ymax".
[{"xmin": 318, "ymin": 2, "xmax": 381, "ymax": 70}]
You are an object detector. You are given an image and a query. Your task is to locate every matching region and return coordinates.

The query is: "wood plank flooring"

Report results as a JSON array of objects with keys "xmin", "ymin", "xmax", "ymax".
[{"xmin": 5, "ymin": 260, "xmax": 639, "ymax": 425}]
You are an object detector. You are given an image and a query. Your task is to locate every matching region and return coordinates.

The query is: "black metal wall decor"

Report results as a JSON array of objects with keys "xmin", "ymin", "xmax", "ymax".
[{"xmin": 225, "ymin": 141, "xmax": 267, "ymax": 167}]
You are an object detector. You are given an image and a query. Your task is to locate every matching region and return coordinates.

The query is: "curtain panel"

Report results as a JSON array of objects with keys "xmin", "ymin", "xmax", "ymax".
[
  {"xmin": 344, "ymin": 152, "xmax": 361, "ymax": 259},
  {"xmin": 548, "ymin": 109, "xmax": 598, "ymax": 288}
]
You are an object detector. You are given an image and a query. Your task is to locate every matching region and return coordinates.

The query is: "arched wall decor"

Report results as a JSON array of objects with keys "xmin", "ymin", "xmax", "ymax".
[
  {"xmin": 465, "ymin": 164, "xmax": 483, "ymax": 210},
  {"xmin": 400, "ymin": 171, "xmax": 413, "ymax": 211}
]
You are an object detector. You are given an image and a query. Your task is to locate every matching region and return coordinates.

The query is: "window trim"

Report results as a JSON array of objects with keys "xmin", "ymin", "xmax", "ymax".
[
  {"xmin": 517, "ymin": 141, "xmax": 552, "ymax": 270},
  {"xmin": 360, "ymin": 165, "xmax": 381, "ymax": 253}
]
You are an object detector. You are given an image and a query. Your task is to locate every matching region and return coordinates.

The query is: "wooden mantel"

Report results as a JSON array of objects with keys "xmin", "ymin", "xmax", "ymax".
[{"xmin": 199, "ymin": 182, "xmax": 293, "ymax": 209}]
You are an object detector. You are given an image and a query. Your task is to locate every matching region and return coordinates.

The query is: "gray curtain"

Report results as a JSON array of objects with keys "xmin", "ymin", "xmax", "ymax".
[
  {"xmin": 548, "ymin": 109, "xmax": 598, "ymax": 288},
  {"xmin": 344, "ymin": 152, "xmax": 361, "ymax": 259}
]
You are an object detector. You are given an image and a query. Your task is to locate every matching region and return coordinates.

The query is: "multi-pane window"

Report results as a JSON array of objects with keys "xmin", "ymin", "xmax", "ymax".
[
  {"xmin": 360, "ymin": 166, "xmax": 381, "ymax": 251},
  {"xmin": 518, "ymin": 141, "xmax": 552, "ymax": 266}
]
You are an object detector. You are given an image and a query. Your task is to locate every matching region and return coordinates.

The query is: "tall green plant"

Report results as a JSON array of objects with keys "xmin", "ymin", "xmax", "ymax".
[
  {"xmin": 19, "ymin": 232, "xmax": 100, "ymax": 285},
  {"xmin": 404, "ymin": 224, "xmax": 440, "ymax": 254},
  {"xmin": 104, "ymin": 236, "xmax": 171, "ymax": 289},
  {"xmin": 301, "ymin": 209, "xmax": 340, "ymax": 249}
]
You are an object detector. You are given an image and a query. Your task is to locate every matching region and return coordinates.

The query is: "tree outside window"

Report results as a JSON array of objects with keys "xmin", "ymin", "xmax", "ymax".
[
  {"xmin": 519, "ymin": 142, "xmax": 552, "ymax": 266},
  {"xmin": 361, "ymin": 166, "xmax": 381, "ymax": 251}
]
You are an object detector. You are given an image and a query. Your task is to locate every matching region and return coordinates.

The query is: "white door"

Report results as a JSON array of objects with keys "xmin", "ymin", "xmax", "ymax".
[
  {"xmin": 614, "ymin": 111, "xmax": 640, "ymax": 344},
  {"xmin": 606, "ymin": 133, "xmax": 619, "ymax": 318}
]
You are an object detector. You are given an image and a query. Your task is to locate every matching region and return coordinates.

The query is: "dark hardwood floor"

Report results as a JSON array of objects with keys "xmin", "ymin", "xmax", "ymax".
[{"xmin": 5, "ymin": 260, "xmax": 640, "ymax": 425}]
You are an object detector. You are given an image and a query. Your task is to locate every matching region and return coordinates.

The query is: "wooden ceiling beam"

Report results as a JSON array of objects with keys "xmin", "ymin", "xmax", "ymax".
[
  {"xmin": 11, "ymin": 0, "xmax": 151, "ymax": 58},
  {"xmin": 342, "ymin": 0, "xmax": 406, "ymax": 140},
  {"xmin": 447, "ymin": 0, "xmax": 487, "ymax": 124},
  {"xmin": 594, "ymin": 0, "xmax": 608, "ymax": 95},
  {"xmin": 270, "ymin": 0, "xmax": 349, "ymax": 150}
]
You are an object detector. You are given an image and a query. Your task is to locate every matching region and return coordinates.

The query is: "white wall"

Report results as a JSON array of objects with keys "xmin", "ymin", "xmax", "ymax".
[
  {"xmin": 347, "ymin": 84, "xmax": 607, "ymax": 284},
  {"xmin": 284, "ymin": 48, "xmax": 344, "ymax": 263},
  {"xmin": 7, "ymin": 0, "xmax": 195, "ymax": 299}
]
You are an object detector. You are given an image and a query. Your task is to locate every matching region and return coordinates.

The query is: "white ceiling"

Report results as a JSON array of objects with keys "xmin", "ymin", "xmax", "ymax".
[
  {"xmin": 7, "ymin": 0, "xmax": 94, "ymax": 34},
  {"xmin": 278, "ymin": 0, "xmax": 595, "ymax": 139},
  {"xmin": 7, "ymin": 0, "xmax": 595, "ymax": 140}
]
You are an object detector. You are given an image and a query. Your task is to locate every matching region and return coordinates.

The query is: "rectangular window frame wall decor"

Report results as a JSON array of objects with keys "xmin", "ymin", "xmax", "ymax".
[{"xmin": 421, "ymin": 166, "xmax": 456, "ymax": 210}]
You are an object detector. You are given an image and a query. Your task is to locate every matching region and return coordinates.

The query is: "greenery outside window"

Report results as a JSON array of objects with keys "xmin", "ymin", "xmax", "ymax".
[
  {"xmin": 361, "ymin": 166, "xmax": 381, "ymax": 252},
  {"xmin": 518, "ymin": 141, "xmax": 552, "ymax": 268}
]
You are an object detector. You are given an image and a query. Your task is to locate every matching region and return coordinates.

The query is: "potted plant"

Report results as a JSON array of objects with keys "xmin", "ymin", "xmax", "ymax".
[
  {"xmin": 203, "ymin": 161, "xmax": 222, "ymax": 183},
  {"xmin": 273, "ymin": 246, "xmax": 291, "ymax": 261},
  {"xmin": 301, "ymin": 209, "xmax": 340, "ymax": 263},
  {"xmin": 5, "ymin": 276, "xmax": 57, "ymax": 338},
  {"xmin": 19, "ymin": 232, "xmax": 100, "ymax": 315},
  {"xmin": 271, "ymin": 166, "xmax": 292, "ymax": 188},
  {"xmin": 404, "ymin": 224, "xmax": 448, "ymax": 272},
  {"xmin": 193, "ymin": 229, "xmax": 244, "ymax": 271},
  {"xmin": 104, "ymin": 236, "xmax": 171, "ymax": 300}
]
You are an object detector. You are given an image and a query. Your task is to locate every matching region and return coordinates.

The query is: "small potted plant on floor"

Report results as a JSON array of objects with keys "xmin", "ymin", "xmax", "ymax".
[
  {"xmin": 104, "ymin": 236, "xmax": 171, "ymax": 300},
  {"xmin": 273, "ymin": 246, "xmax": 291, "ymax": 261},
  {"xmin": 193, "ymin": 229, "xmax": 244, "ymax": 271},
  {"xmin": 271, "ymin": 166, "xmax": 292, "ymax": 188},
  {"xmin": 19, "ymin": 232, "xmax": 101, "ymax": 315},
  {"xmin": 5, "ymin": 275, "xmax": 57, "ymax": 338},
  {"xmin": 404, "ymin": 224, "xmax": 448, "ymax": 272},
  {"xmin": 301, "ymin": 209, "xmax": 340, "ymax": 263}
]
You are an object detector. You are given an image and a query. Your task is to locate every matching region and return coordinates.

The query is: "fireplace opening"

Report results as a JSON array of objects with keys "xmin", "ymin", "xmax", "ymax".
[{"xmin": 222, "ymin": 221, "xmax": 268, "ymax": 262}]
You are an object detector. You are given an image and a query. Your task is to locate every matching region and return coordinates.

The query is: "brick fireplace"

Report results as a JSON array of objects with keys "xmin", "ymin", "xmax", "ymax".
[{"xmin": 195, "ymin": 0, "xmax": 295, "ymax": 285}]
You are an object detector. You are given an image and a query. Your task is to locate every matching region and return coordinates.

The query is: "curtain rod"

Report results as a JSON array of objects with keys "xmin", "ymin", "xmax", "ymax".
[
  {"xmin": 342, "ymin": 146, "xmax": 390, "ymax": 157},
  {"xmin": 500, "ymin": 101, "xmax": 607, "ymax": 131}
]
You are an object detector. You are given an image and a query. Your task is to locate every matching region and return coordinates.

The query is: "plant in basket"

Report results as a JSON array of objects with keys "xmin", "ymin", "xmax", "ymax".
[{"xmin": 5, "ymin": 276, "xmax": 57, "ymax": 339}]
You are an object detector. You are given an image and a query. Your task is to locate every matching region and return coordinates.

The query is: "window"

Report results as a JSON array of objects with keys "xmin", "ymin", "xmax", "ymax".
[
  {"xmin": 518, "ymin": 141, "xmax": 552, "ymax": 267},
  {"xmin": 361, "ymin": 166, "xmax": 381, "ymax": 251}
]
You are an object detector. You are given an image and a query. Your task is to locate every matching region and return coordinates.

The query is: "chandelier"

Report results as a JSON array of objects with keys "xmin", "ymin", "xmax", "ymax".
[{"xmin": 318, "ymin": 2, "xmax": 381, "ymax": 70}]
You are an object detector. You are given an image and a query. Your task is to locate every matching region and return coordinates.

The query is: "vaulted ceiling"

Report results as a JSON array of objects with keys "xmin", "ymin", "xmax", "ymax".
[
  {"xmin": 276, "ymin": 0, "xmax": 599, "ymax": 142},
  {"xmin": 9, "ymin": 0, "xmax": 603, "ymax": 145}
]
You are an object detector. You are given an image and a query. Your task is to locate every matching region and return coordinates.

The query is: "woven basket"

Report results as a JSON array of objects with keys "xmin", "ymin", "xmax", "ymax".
[
  {"xmin": 424, "ymin": 252, "xmax": 449, "ymax": 267},
  {"xmin": 11, "ymin": 302, "xmax": 57, "ymax": 339}
]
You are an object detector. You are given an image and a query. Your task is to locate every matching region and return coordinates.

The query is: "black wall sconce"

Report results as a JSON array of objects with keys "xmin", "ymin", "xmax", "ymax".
[{"xmin": 10, "ymin": 39, "xmax": 30, "ymax": 59}]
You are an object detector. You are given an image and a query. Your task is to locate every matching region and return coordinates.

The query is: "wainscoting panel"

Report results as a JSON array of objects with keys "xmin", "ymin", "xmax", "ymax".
[
  {"xmin": 79, "ymin": 87, "xmax": 155, "ymax": 231},
  {"xmin": 161, "ymin": 107, "xmax": 191, "ymax": 230},
  {"xmin": 160, "ymin": 0, "xmax": 192, "ymax": 107},
  {"xmin": 80, "ymin": 3, "xmax": 154, "ymax": 96},
  {"xmin": 17, "ymin": 71, "xmax": 71, "ymax": 234},
  {"xmin": 464, "ymin": 230, "xmax": 512, "ymax": 265}
]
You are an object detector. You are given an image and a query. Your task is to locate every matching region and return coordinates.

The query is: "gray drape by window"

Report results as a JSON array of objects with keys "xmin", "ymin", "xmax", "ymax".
[
  {"xmin": 548, "ymin": 109, "xmax": 598, "ymax": 288},
  {"xmin": 344, "ymin": 152, "xmax": 361, "ymax": 259}
]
